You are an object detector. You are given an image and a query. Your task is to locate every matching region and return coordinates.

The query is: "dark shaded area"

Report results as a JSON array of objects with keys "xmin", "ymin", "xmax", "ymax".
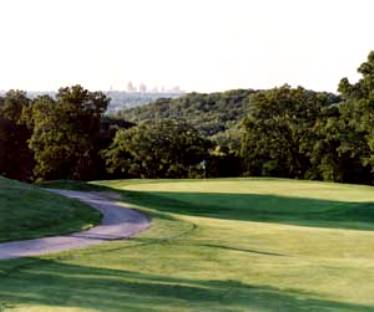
[
  {"xmin": 0, "ymin": 259, "xmax": 373, "ymax": 311},
  {"xmin": 0, "ymin": 101, "xmax": 34, "ymax": 182},
  {"xmin": 206, "ymin": 154, "xmax": 244, "ymax": 177},
  {"xmin": 39, "ymin": 180, "xmax": 108, "ymax": 192},
  {"xmin": 121, "ymin": 190, "xmax": 374, "ymax": 231}
]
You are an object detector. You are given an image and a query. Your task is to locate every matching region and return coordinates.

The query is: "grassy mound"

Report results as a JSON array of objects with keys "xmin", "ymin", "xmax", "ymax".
[
  {"xmin": 0, "ymin": 178, "xmax": 374, "ymax": 311},
  {"xmin": 0, "ymin": 176, "xmax": 101, "ymax": 242}
]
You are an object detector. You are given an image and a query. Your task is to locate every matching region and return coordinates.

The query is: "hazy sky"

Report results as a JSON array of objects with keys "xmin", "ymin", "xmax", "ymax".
[{"xmin": 0, "ymin": 0, "xmax": 373, "ymax": 92}]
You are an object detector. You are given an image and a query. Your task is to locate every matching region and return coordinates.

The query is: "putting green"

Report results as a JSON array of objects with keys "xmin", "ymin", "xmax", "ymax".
[{"xmin": 0, "ymin": 178, "xmax": 374, "ymax": 311}]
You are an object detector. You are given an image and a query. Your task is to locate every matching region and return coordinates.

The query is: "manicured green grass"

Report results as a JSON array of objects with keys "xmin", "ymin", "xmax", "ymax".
[
  {"xmin": 0, "ymin": 176, "xmax": 101, "ymax": 242},
  {"xmin": 1, "ymin": 178, "xmax": 374, "ymax": 311}
]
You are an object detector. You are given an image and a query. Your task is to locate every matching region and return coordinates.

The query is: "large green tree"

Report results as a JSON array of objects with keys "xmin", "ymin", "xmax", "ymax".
[
  {"xmin": 241, "ymin": 85, "xmax": 339, "ymax": 178},
  {"xmin": 336, "ymin": 51, "xmax": 374, "ymax": 182},
  {"xmin": 0, "ymin": 90, "xmax": 33, "ymax": 180},
  {"xmin": 307, "ymin": 105, "xmax": 363, "ymax": 182},
  {"xmin": 103, "ymin": 120, "xmax": 210, "ymax": 178},
  {"xmin": 29, "ymin": 85, "xmax": 109, "ymax": 180}
]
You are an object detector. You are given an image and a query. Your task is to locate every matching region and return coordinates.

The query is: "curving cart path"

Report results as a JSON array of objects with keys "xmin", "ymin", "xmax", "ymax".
[{"xmin": 0, "ymin": 189, "xmax": 150, "ymax": 260}]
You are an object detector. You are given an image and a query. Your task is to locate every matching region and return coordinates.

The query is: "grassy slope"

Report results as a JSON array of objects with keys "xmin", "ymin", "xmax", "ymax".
[
  {"xmin": 0, "ymin": 176, "xmax": 101, "ymax": 242},
  {"xmin": 1, "ymin": 178, "xmax": 374, "ymax": 311}
]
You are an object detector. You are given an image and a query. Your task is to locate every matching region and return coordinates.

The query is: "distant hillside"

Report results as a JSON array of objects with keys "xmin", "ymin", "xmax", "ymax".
[
  {"xmin": 104, "ymin": 91, "xmax": 184, "ymax": 113},
  {"xmin": 116, "ymin": 89, "xmax": 257, "ymax": 140},
  {"xmin": 0, "ymin": 91, "xmax": 184, "ymax": 113}
]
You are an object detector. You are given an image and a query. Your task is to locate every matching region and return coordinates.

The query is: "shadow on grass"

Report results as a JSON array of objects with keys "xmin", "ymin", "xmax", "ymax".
[
  {"xmin": 38, "ymin": 180, "xmax": 108, "ymax": 192},
  {"xmin": 119, "ymin": 190, "xmax": 374, "ymax": 231},
  {"xmin": 42, "ymin": 180, "xmax": 374, "ymax": 231},
  {"xmin": 0, "ymin": 258, "xmax": 373, "ymax": 312}
]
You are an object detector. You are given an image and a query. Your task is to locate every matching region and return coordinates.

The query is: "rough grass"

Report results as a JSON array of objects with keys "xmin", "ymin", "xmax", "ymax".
[
  {"xmin": 1, "ymin": 178, "xmax": 374, "ymax": 311},
  {"xmin": 0, "ymin": 176, "xmax": 101, "ymax": 242}
]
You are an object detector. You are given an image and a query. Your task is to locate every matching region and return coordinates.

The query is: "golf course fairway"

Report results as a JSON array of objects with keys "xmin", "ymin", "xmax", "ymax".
[{"xmin": 1, "ymin": 178, "xmax": 374, "ymax": 311}]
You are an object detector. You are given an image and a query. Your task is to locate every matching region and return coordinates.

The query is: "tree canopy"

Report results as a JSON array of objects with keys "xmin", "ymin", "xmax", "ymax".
[
  {"xmin": 116, "ymin": 89, "xmax": 256, "ymax": 139},
  {"xmin": 240, "ymin": 85, "xmax": 340, "ymax": 178},
  {"xmin": 28, "ymin": 85, "xmax": 110, "ymax": 180},
  {"xmin": 0, "ymin": 90, "xmax": 33, "ymax": 180},
  {"xmin": 102, "ymin": 120, "xmax": 210, "ymax": 178}
]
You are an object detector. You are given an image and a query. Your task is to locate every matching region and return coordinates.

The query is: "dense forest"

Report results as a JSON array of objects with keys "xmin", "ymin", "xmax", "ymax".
[
  {"xmin": 0, "ymin": 52, "xmax": 373, "ymax": 184},
  {"xmin": 117, "ymin": 89, "xmax": 255, "ymax": 137}
]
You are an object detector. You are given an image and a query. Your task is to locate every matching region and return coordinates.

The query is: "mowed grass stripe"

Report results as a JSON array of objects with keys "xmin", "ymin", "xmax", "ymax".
[{"xmin": 0, "ymin": 178, "xmax": 373, "ymax": 311}]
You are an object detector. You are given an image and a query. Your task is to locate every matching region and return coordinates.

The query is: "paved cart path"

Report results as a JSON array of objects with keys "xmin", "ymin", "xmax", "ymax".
[{"xmin": 0, "ymin": 189, "xmax": 150, "ymax": 260}]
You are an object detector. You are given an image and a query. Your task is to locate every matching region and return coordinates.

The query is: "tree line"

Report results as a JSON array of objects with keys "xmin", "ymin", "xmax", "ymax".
[
  {"xmin": 0, "ymin": 52, "xmax": 373, "ymax": 184},
  {"xmin": 241, "ymin": 52, "xmax": 373, "ymax": 184}
]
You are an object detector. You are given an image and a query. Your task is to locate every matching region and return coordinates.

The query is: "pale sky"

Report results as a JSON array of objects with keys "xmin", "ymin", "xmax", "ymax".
[{"xmin": 0, "ymin": 0, "xmax": 373, "ymax": 93}]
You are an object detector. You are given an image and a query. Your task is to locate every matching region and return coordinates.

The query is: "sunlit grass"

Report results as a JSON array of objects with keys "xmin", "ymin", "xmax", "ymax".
[{"xmin": 1, "ymin": 178, "xmax": 374, "ymax": 311}]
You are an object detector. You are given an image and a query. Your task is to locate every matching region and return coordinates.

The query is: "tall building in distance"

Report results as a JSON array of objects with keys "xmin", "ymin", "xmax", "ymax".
[{"xmin": 125, "ymin": 81, "xmax": 184, "ymax": 94}]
